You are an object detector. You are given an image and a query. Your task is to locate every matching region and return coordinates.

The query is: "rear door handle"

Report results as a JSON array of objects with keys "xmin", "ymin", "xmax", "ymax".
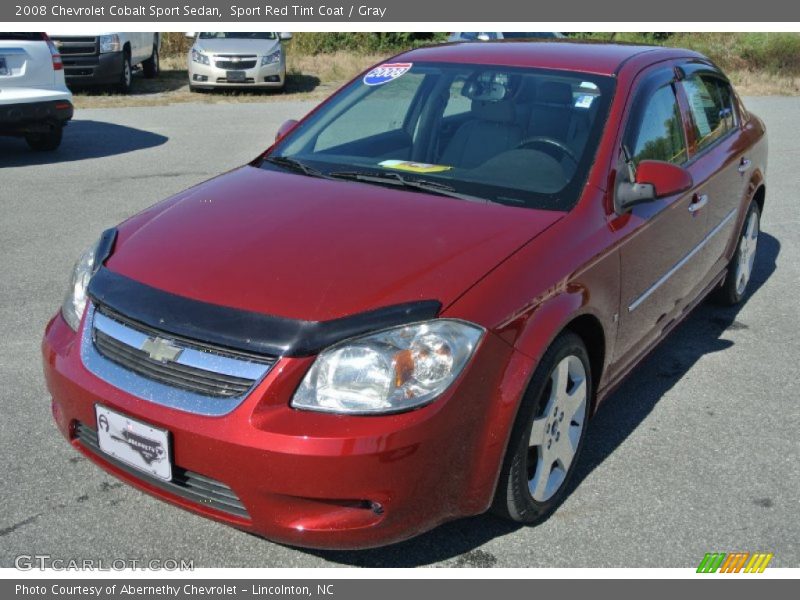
[
  {"xmin": 738, "ymin": 158, "xmax": 751, "ymax": 173},
  {"xmin": 689, "ymin": 194, "xmax": 708, "ymax": 213}
]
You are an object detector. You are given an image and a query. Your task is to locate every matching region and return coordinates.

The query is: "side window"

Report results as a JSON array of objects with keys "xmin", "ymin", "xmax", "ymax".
[
  {"xmin": 627, "ymin": 84, "xmax": 688, "ymax": 165},
  {"xmin": 681, "ymin": 73, "xmax": 736, "ymax": 152}
]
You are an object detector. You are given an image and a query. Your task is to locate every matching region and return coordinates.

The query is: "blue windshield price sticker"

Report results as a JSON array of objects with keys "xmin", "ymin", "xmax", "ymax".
[{"xmin": 364, "ymin": 63, "xmax": 413, "ymax": 86}]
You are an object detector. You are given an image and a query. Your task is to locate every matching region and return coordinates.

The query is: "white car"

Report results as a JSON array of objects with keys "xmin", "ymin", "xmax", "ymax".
[
  {"xmin": 186, "ymin": 32, "xmax": 292, "ymax": 92},
  {"xmin": 47, "ymin": 32, "xmax": 160, "ymax": 93},
  {"xmin": 0, "ymin": 32, "xmax": 73, "ymax": 151}
]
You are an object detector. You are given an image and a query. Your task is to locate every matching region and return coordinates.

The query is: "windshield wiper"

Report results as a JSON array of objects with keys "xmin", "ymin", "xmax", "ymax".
[
  {"xmin": 263, "ymin": 156, "xmax": 329, "ymax": 179},
  {"xmin": 328, "ymin": 170, "xmax": 488, "ymax": 203}
]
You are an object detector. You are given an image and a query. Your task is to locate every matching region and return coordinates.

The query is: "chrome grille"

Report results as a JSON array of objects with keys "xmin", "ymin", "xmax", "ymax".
[
  {"xmin": 81, "ymin": 303, "xmax": 275, "ymax": 416},
  {"xmin": 93, "ymin": 327, "xmax": 255, "ymax": 398},
  {"xmin": 74, "ymin": 422, "xmax": 249, "ymax": 519},
  {"xmin": 50, "ymin": 36, "xmax": 98, "ymax": 56}
]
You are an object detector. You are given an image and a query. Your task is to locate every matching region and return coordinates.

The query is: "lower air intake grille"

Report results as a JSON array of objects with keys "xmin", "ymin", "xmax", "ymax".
[{"xmin": 74, "ymin": 422, "xmax": 249, "ymax": 519}]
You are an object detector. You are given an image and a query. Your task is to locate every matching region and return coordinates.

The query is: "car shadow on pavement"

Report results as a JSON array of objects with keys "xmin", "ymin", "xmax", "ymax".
[
  {"xmin": 0, "ymin": 120, "xmax": 168, "ymax": 166},
  {"xmin": 72, "ymin": 69, "xmax": 190, "ymax": 96},
  {"xmin": 302, "ymin": 231, "xmax": 780, "ymax": 567},
  {"xmin": 567, "ymin": 231, "xmax": 779, "ymax": 497},
  {"xmin": 285, "ymin": 74, "xmax": 322, "ymax": 94}
]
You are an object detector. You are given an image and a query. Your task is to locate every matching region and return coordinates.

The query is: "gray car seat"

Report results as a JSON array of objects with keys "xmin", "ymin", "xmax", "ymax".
[{"xmin": 440, "ymin": 99, "xmax": 523, "ymax": 168}]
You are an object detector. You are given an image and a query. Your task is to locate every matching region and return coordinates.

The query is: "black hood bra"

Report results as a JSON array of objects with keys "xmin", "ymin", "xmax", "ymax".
[{"xmin": 87, "ymin": 265, "xmax": 441, "ymax": 358}]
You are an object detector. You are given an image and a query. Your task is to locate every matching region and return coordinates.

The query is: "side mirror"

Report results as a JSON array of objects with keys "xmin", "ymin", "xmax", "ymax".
[
  {"xmin": 615, "ymin": 160, "xmax": 693, "ymax": 214},
  {"xmin": 278, "ymin": 32, "xmax": 293, "ymax": 41},
  {"xmin": 184, "ymin": 32, "xmax": 196, "ymax": 39},
  {"xmin": 275, "ymin": 119, "xmax": 298, "ymax": 142}
]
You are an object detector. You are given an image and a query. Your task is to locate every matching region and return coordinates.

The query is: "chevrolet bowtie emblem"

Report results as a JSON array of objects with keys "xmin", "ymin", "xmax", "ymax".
[{"xmin": 140, "ymin": 337, "xmax": 183, "ymax": 363}]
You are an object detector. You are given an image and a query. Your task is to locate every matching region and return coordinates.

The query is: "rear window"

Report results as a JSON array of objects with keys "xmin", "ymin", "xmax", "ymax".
[
  {"xmin": 681, "ymin": 73, "xmax": 737, "ymax": 152},
  {"xmin": 0, "ymin": 33, "xmax": 44, "ymax": 41}
]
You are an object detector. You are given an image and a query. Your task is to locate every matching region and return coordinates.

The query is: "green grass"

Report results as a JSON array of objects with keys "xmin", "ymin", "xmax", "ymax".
[{"xmin": 567, "ymin": 32, "xmax": 800, "ymax": 76}]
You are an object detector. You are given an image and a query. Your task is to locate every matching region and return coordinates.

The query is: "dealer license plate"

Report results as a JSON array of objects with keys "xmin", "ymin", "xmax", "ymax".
[
  {"xmin": 95, "ymin": 405, "xmax": 172, "ymax": 481},
  {"xmin": 226, "ymin": 70, "xmax": 246, "ymax": 82}
]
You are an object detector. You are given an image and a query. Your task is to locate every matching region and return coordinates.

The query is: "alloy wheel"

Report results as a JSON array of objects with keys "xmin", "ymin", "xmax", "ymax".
[
  {"xmin": 527, "ymin": 355, "xmax": 588, "ymax": 502},
  {"xmin": 735, "ymin": 209, "xmax": 759, "ymax": 296}
]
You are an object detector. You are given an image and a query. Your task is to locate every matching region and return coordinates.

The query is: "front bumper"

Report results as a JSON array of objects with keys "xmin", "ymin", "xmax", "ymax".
[
  {"xmin": 43, "ymin": 310, "xmax": 513, "ymax": 549},
  {"xmin": 188, "ymin": 59, "xmax": 285, "ymax": 89},
  {"xmin": 62, "ymin": 51, "xmax": 124, "ymax": 87},
  {"xmin": 0, "ymin": 99, "xmax": 73, "ymax": 135}
]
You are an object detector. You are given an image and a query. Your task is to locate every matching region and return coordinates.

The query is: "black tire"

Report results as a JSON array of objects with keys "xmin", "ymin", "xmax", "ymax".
[
  {"xmin": 116, "ymin": 51, "xmax": 133, "ymax": 94},
  {"xmin": 142, "ymin": 44, "xmax": 159, "ymax": 79},
  {"xmin": 492, "ymin": 331, "xmax": 592, "ymax": 523},
  {"xmin": 713, "ymin": 200, "xmax": 761, "ymax": 306},
  {"xmin": 25, "ymin": 125, "xmax": 63, "ymax": 151}
]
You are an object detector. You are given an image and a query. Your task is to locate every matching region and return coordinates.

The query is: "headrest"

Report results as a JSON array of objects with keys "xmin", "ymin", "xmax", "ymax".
[
  {"xmin": 537, "ymin": 81, "xmax": 573, "ymax": 105},
  {"xmin": 515, "ymin": 77, "xmax": 539, "ymax": 103},
  {"xmin": 471, "ymin": 99, "xmax": 516, "ymax": 123}
]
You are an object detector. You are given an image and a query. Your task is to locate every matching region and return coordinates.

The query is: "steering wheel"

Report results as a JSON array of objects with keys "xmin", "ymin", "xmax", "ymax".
[{"xmin": 516, "ymin": 136, "xmax": 579, "ymax": 168}]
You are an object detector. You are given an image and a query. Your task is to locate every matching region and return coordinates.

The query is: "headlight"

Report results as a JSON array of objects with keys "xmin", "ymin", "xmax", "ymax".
[
  {"xmin": 291, "ymin": 320, "xmax": 484, "ymax": 415},
  {"xmin": 61, "ymin": 240, "xmax": 99, "ymax": 331},
  {"xmin": 99, "ymin": 34, "xmax": 121, "ymax": 54},
  {"xmin": 261, "ymin": 49, "xmax": 281, "ymax": 66},
  {"xmin": 191, "ymin": 48, "xmax": 210, "ymax": 65}
]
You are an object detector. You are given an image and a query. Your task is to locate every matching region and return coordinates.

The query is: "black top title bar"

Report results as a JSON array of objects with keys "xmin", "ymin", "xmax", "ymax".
[{"xmin": 4, "ymin": 0, "xmax": 800, "ymax": 22}]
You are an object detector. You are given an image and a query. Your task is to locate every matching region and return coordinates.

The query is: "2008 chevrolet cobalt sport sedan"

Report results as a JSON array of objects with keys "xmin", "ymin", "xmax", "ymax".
[{"xmin": 43, "ymin": 42, "xmax": 767, "ymax": 549}]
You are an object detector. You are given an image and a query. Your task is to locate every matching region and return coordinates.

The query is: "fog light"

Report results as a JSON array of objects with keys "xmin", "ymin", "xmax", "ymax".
[
  {"xmin": 193, "ymin": 74, "xmax": 208, "ymax": 82},
  {"xmin": 264, "ymin": 75, "xmax": 280, "ymax": 82}
]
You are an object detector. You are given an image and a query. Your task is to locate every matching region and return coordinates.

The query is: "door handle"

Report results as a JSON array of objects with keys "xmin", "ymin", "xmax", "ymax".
[
  {"xmin": 738, "ymin": 158, "xmax": 751, "ymax": 173},
  {"xmin": 689, "ymin": 194, "xmax": 708, "ymax": 213}
]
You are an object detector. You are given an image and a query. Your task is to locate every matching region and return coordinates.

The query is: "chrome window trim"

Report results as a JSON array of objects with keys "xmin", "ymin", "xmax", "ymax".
[
  {"xmin": 80, "ymin": 304, "xmax": 274, "ymax": 416},
  {"xmin": 628, "ymin": 207, "xmax": 738, "ymax": 313}
]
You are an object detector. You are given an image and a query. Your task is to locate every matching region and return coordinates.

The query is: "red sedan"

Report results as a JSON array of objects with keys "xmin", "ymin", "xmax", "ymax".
[{"xmin": 43, "ymin": 42, "xmax": 766, "ymax": 549}]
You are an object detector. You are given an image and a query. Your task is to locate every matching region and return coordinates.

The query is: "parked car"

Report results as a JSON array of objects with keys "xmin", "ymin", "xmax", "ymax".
[
  {"xmin": 185, "ymin": 32, "xmax": 292, "ymax": 92},
  {"xmin": 448, "ymin": 32, "xmax": 566, "ymax": 42},
  {"xmin": 47, "ymin": 32, "xmax": 160, "ymax": 93},
  {"xmin": 43, "ymin": 41, "xmax": 766, "ymax": 549},
  {"xmin": 0, "ymin": 32, "xmax": 73, "ymax": 151}
]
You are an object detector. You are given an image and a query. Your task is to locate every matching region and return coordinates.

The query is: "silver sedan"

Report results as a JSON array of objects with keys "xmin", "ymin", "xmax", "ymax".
[{"xmin": 187, "ymin": 32, "xmax": 291, "ymax": 91}]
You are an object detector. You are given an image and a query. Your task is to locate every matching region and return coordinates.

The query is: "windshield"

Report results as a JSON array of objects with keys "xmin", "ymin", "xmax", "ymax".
[
  {"xmin": 198, "ymin": 32, "xmax": 277, "ymax": 40},
  {"xmin": 267, "ymin": 61, "xmax": 614, "ymax": 210}
]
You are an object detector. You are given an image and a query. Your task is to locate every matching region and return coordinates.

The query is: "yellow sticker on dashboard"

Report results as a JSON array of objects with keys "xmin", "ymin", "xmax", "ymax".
[{"xmin": 378, "ymin": 160, "xmax": 452, "ymax": 174}]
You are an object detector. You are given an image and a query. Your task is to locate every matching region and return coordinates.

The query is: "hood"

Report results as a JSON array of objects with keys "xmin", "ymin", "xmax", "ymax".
[
  {"xmin": 107, "ymin": 166, "xmax": 563, "ymax": 322},
  {"xmin": 194, "ymin": 38, "xmax": 280, "ymax": 56}
]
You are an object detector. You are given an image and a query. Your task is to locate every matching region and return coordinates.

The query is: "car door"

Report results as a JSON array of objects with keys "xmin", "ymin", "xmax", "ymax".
[
  {"xmin": 677, "ymin": 65, "xmax": 749, "ymax": 285},
  {"xmin": 612, "ymin": 67, "xmax": 709, "ymax": 369}
]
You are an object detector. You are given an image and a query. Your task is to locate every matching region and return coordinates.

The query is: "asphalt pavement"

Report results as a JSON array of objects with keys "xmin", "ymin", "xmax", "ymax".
[{"xmin": 0, "ymin": 96, "xmax": 797, "ymax": 568}]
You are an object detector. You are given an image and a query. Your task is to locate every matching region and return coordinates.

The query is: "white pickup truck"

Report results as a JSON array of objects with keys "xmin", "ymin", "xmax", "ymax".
[
  {"xmin": 0, "ymin": 32, "xmax": 73, "ymax": 151},
  {"xmin": 47, "ymin": 32, "xmax": 160, "ymax": 93}
]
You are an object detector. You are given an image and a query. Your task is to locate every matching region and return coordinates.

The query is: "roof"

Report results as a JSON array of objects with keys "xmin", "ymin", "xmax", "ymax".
[{"xmin": 397, "ymin": 41, "xmax": 707, "ymax": 76}]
